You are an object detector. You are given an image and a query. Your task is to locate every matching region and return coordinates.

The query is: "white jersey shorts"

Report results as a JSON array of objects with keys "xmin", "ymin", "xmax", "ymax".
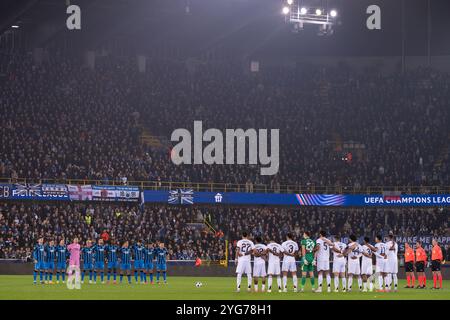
[
  {"xmin": 386, "ymin": 258, "xmax": 398, "ymax": 274},
  {"xmin": 267, "ymin": 261, "xmax": 281, "ymax": 275},
  {"xmin": 317, "ymin": 259, "xmax": 330, "ymax": 272},
  {"xmin": 253, "ymin": 263, "xmax": 267, "ymax": 277},
  {"xmin": 236, "ymin": 260, "xmax": 252, "ymax": 275},
  {"xmin": 375, "ymin": 259, "xmax": 388, "ymax": 273},
  {"xmin": 332, "ymin": 260, "xmax": 346, "ymax": 273},
  {"xmin": 347, "ymin": 259, "xmax": 361, "ymax": 275},
  {"xmin": 361, "ymin": 261, "xmax": 373, "ymax": 275},
  {"xmin": 281, "ymin": 260, "xmax": 297, "ymax": 272}
]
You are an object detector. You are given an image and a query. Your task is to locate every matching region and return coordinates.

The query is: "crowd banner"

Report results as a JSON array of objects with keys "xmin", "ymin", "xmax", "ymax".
[
  {"xmin": 0, "ymin": 183, "xmax": 69, "ymax": 200},
  {"xmin": 143, "ymin": 190, "xmax": 450, "ymax": 207}
]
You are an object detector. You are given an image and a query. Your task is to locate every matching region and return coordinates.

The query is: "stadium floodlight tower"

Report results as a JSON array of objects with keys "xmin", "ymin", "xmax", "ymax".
[{"xmin": 282, "ymin": 0, "xmax": 338, "ymax": 36}]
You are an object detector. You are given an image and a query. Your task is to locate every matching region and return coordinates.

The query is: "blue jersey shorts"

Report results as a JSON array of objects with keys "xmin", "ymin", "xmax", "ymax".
[
  {"xmin": 57, "ymin": 262, "xmax": 66, "ymax": 270},
  {"xmin": 134, "ymin": 260, "xmax": 144, "ymax": 269},
  {"xmin": 83, "ymin": 263, "xmax": 93, "ymax": 270},
  {"xmin": 108, "ymin": 261, "xmax": 118, "ymax": 269},
  {"xmin": 121, "ymin": 263, "xmax": 131, "ymax": 271},
  {"xmin": 34, "ymin": 261, "xmax": 46, "ymax": 271},
  {"xmin": 156, "ymin": 263, "xmax": 167, "ymax": 271},
  {"xmin": 46, "ymin": 262, "xmax": 55, "ymax": 270},
  {"xmin": 145, "ymin": 262, "xmax": 154, "ymax": 271},
  {"xmin": 95, "ymin": 261, "xmax": 105, "ymax": 270}
]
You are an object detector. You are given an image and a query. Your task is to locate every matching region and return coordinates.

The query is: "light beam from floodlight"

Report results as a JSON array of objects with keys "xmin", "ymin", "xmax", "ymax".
[
  {"xmin": 282, "ymin": 6, "xmax": 290, "ymax": 15},
  {"xmin": 330, "ymin": 10, "xmax": 337, "ymax": 17},
  {"xmin": 300, "ymin": 7, "xmax": 307, "ymax": 14},
  {"xmin": 315, "ymin": 9, "xmax": 322, "ymax": 16}
]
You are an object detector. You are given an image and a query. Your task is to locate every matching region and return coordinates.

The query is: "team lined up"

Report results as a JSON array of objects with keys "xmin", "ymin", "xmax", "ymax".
[
  {"xmin": 32, "ymin": 237, "xmax": 169, "ymax": 285},
  {"xmin": 235, "ymin": 231, "xmax": 445, "ymax": 293}
]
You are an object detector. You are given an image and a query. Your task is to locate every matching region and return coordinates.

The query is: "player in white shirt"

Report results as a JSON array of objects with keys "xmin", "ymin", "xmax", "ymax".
[
  {"xmin": 385, "ymin": 234, "xmax": 399, "ymax": 292},
  {"xmin": 266, "ymin": 239, "xmax": 284, "ymax": 293},
  {"xmin": 252, "ymin": 237, "xmax": 267, "ymax": 292},
  {"xmin": 366, "ymin": 235, "xmax": 387, "ymax": 291},
  {"xmin": 314, "ymin": 230, "xmax": 333, "ymax": 293},
  {"xmin": 331, "ymin": 235, "xmax": 347, "ymax": 292},
  {"xmin": 344, "ymin": 235, "xmax": 362, "ymax": 292},
  {"xmin": 235, "ymin": 232, "xmax": 255, "ymax": 292},
  {"xmin": 281, "ymin": 233, "xmax": 299, "ymax": 292},
  {"xmin": 360, "ymin": 237, "xmax": 374, "ymax": 292}
]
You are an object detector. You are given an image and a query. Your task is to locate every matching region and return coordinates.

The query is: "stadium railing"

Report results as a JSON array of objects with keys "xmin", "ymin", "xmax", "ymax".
[{"xmin": 1, "ymin": 177, "xmax": 449, "ymax": 195}]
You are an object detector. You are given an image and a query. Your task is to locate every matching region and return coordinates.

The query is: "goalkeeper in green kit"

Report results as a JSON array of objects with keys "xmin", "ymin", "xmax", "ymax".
[{"xmin": 300, "ymin": 231, "xmax": 316, "ymax": 292}]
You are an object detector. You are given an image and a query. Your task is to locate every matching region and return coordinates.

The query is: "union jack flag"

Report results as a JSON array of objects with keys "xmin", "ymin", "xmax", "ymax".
[
  {"xmin": 13, "ymin": 184, "xmax": 41, "ymax": 197},
  {"xmin": 168, "ymin": 189, "xmax": 194, "ymax": 205}
]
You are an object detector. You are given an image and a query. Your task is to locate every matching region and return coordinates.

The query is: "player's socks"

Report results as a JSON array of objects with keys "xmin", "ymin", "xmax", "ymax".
[
  {"xmin": 236, "ymin": 273, "xmax": 242, "ymax": 290},
  {"xmin": 156, "ymin": 271, "xmax": 160, "ymax": 282},
  {"xmin": 301, "ymin": 276, "xmax": 306, "ymax": 288},
  {"xmin": 318, "ymin": 274, "xmax": 323, "ymax": 288},
  {"xmin": 127, "ymin": 275, "xmax": 131, "ymax": 283},
  {"xmin": 143, "ymin": 273, "xmax": 147, "ymax": 283},
  {"xmin": 384, "ymin": 276, "xmax": 390, "ymax": 290},
  {"xmin": 392, "ymin": 274, "xmax": 398, "ymax": 290},
  {"xmin": 120, "ymin": 274, "xmax": 123, "ymax": 283},
  {"xmin": 150, "ymin": 273, "xmax": 153, "ymax": 282},
  {"xmin": 268, "ymin": 275, "xmax": 272, "ymax": 289},
  {"xmin": 334, "ymin": 276, "xmax": 339, "ymax": 290},
  {"xmin": 62, "ymin": 271, "xmax": 65, "ymax": 282},
  {"xmin": 433, "ymin": 274, "xmax": 437, "ymax": 288},
  {"xmin": 277, "ymin": 276, "xmax": 282, "ymax": 290},
  {"xmin": 39, "ymin": 271, "xmax": 43, "ymax": 282},
  {"xmin": 49, "ymin": 273, "xmax": 53, "ymax": 281},
  {"xmin": 423, "ymin": 276, "xmax": 426, "ymax": 287},
  {"xmin": 407, "ymin": 275, "xmax": 411, "ymax": 287},
  {"xmin": 94, "ymin": 272, "xmax": 97, "ymax": 282},
  {"xmin": 101, "ymin": 272, "xmax": 104, "ymax": 282},
  {"xmin": 134, "ymin": 271, "xmax": 139, "ymax": 282},
  {"xmin": 44, "ymin": 272, "xmax": 48, "ymax": 281},
  {"xmin": 107, "ymin": 271, "xmax": 111, "ymax": 281},
  {"xmin": 247, "ymin": 274, "xmax": 252, "ymax": 289},
  {"xmin": 33, "ymin": 271, "xmax": 37, "ymax": 282},
  {"xmin": 56, "ymin": 272, "xmax": 60, "ymax": 281},
  {"xmin": 326, "ymin": 274, "xmax": 331, "ymax": 288},
  {"xmin": 293, "ymin": 275, "xmax": 298, "ymax": 290},
  {"xmin": 342, "ymin": 277, "xmax": 347, "ymax": 290},
  {"xmin": 348, "ymin": 275, "xmax": 353, "ymax": 290},
  {"xmin": 378, "ymin": 275, "xmax": 383, "ymax": 289},
  {"xmin": 411, "ymin": 275, "xmax": 415, "ymax": 287},
  {"xmin": 282, "ymin": 275, "xmax": 287, "ymax": 290},
  {"xmin": 310, "ymin": 276, "xmax": 315, "ymax": 288},
  {"xmin": 81, "ymin": 271, "xmax": 85, "ymax": 282},
  {"xmin": 357, "ymin": 276, "xmax": 362, "ymax": 290},
  {"xmin": 163, "ymin": 271, "xmax": 167, "ymax": 282},
  {"xmin": 89, "ymin": 270, "xmax": 93, "ymax": 281}
]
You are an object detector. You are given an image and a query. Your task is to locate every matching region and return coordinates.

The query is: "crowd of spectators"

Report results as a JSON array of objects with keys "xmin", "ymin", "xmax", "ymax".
[
  {"xmin": 1, "ymin": 54, "xmax": 449, "ymax": 189},
  {"xmin": 0, "ymin": 202, "xmax": 448, "ymax": 261}
]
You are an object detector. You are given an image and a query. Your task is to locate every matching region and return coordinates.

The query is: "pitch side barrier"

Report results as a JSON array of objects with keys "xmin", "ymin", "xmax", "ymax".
[{"xmin": 1, "ymin": 183, "xmax": 450, "ymax": 207}]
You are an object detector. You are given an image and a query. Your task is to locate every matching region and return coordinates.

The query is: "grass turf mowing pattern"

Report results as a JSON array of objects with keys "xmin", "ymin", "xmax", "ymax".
[{"xmin": 0, "ymin": 276, "xmax": 448, "ymax": 300}]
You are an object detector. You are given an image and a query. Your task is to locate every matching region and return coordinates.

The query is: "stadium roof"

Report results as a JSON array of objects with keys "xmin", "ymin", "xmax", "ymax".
[{"xmin": 2, "ymin": 0, "xmax": 450, "ymax": 58}]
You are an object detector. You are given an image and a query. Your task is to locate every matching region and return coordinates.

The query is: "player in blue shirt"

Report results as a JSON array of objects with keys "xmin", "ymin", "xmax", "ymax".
[
  {"xmin": 32, "ymin": 237, "xmax": 46, "ymax": 284},
  {"xmin": 106, "ymin": 239, "xmax": 119, "ymax": 283},
  {"xmin": 81, "ymin": 240, "xmax": 94, "ymax": 284},
  {"xmin": 144, "ymin": 242, "xmax": 155, "ymax": 284},
  {"xmin": 93, "ymin": 239, "xmax": 106, "ymax": 284},
  {"xmin": 119, "ymin": 241, "xmax": 132, "ymax": 284},
  {"xmin": 56, "ymin": 239, "xmax": 69, "ymax": 283},
  {"xmin": 155, "ymin": 242, "xmax": 168, "ymax": 284},
  {"xmin": 45, "ymin": 240, "xmax": 57, "ymax": 284},
  {"xmin": 132, "ymin": 240, "xmax": 145, "ymax": 284}
]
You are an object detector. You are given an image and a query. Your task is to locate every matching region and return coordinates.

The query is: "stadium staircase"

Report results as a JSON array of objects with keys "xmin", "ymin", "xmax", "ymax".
[
  {"xmin": 138, "ymin": 125, "xmax": 169, "ymax": 149},
  {"xmin": 433, "ymin": 133, "xmax": 450, "ymax": 170}
]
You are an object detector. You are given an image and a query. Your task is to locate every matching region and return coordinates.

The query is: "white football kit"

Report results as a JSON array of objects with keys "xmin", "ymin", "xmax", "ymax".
[
  {"xmin": 332, "ymin": 241, "xmax": 347, "ymax": 273},
  {"xmin": 281, "ymin": 240, "xmax": 299, "ymax": 272},
  {"xmin": 360, "ymin": 244, "xmax": 373, "ymax": 275},
  {"xmin": 236, "ymin": 239, "xmax": 255, "ymax": 274},
  {"xmin": 374, "ymin": 242, "xmax": 388, "ymax": 273},
  {"xmin": 385, "ymin": 241, "xmax": 398, "ymax": 274},
  {"xmin": 316, "ymin": 238, "xmax": 331, "ymax": 271},
  {"xmin": 253, "ymin": 244, "xmax": 267, "ymax": 277},
  {"xmin": 267, "ymin": 242, "xmax": 283, "ymax": 275},
  {"xmin": 347, "ymin": 242, "xmax": 362, "ymax": 275}
]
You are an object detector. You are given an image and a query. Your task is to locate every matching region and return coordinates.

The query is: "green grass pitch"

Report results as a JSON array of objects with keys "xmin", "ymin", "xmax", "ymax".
[{"xmin": 0, "ymin": 276, "xmax": 448, "ymax": 300}]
